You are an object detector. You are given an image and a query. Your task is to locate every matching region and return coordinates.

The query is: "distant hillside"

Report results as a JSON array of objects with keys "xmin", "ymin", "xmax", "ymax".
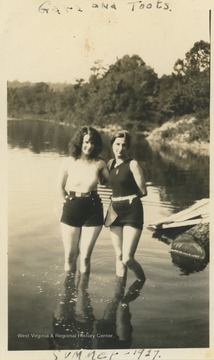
[
  {"xmin": 7, "ymin": 41, "xmax": 210, "ymax": 147},
  {"xmin": 146, "ymin": 115, "xmax": 209, "ymax": 156}
]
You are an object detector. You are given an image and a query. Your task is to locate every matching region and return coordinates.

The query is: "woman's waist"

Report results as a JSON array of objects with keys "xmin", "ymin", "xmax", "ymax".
[
  {"xmin": 66, "ymin": 188, "xmax": 98, "ymax": 198},
  {"xmin": 110, "ymin": 183, "xmax": 139, "ymax": 197},
  {"xmin": 111, "ymin": 193, "xmax": 139, "ymax": 203}
]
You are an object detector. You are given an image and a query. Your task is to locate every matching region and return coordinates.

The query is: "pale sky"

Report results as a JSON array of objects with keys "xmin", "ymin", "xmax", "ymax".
[{"xmin": 1, "ymin": 0, "xmax": 212, "ymax": 84}]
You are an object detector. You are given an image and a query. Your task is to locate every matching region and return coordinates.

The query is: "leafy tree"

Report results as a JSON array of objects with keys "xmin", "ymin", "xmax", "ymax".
[
  {"xmin": 156, "ymin": 41, "xmax": 210, "ymax": 122},
  {"xmin": 174, "ymin": 41, "xmax": 210, "ymax": 120},
  {"xmin": 174, "ymin": 40, "xmax": 210, "ymax": 75}
]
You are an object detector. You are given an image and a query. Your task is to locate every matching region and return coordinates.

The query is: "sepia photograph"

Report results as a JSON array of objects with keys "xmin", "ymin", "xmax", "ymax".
[{"xmin": 0, "ymin": 0, "xmax": 213, "ymax": 359}]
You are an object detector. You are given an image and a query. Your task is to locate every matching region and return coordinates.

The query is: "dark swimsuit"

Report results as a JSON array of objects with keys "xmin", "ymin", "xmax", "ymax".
[{"xmin": 109, "ymin": 159, "xmax": 143, "ymax": 230}]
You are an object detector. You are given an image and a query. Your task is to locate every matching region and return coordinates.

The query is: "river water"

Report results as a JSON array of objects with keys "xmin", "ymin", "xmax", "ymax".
[{"xmin": 7, "ymin": 120, "xmax": 209, "ymax": 352}]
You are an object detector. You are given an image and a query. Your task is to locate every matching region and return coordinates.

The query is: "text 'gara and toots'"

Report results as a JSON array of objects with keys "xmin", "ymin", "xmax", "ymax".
[{"xmin": 38, "ymin": 1, "xmax": 171, "ymax": 14}]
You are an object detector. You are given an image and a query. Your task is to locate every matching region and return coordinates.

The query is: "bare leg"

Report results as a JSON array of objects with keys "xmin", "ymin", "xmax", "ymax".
[
  {"xmin": 79, "ymin": 226, "xmax": 102, "ymax": 274},
  {"xmin": 122, "ymin": 226, "xmax": 146, "ymax": 281},
  {"xmin": 110, "ymin": 226, "xmax": 126, "ymax": 277},
  {"xmin": 60, "ymin": 223, "xmax": 81, "ymax": 273}
]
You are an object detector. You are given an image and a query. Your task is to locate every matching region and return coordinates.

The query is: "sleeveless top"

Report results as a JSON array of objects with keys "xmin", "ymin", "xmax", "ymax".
[
  {"xmin": 109, "ymin": 158, "xmax": 139, "ymax": 197},
  {"xmin": 63, "ymin": 157, "xmax": 99, "ymax": 193}
]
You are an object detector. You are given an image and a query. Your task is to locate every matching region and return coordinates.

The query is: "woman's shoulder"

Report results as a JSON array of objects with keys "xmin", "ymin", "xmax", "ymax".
[
  {"xmin": 129, "ymin": 159, "xmax": 140, "ymax": 169},
  {"xmin": 95, "ymin": 157, "xmax": 107, "ymax": 170},
  {"xmin": 129, "ymin": 158, "xmax": 137, "ymax": 165},
  {"xmin": 107, "ymin": 158, "xmax": 115, "ymax": 171},
  {"xmin": 62, "ymin": 156, "xmax": 75, "ymax": 168}
]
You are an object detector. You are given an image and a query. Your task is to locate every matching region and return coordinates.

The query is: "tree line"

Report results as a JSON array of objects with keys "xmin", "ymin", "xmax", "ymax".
[{"xmin": 7, "ymin": 40, "xmax": 210, "ymax": 139}]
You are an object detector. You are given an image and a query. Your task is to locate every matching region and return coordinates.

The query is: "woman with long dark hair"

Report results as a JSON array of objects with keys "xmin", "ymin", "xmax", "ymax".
[{"xmin": 57, "ymin": 126, "xmax": 109, "ymax": 275}]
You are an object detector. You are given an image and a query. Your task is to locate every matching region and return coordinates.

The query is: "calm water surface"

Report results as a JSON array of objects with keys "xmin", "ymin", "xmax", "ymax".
[{"xmin": 7, "ymin": 120, "xmax": 209, "ymax": 351}]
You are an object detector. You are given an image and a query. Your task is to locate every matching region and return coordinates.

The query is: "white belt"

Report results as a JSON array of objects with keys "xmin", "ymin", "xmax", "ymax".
[{"xmin": 112, "ymin": 194, "xmax": 138, "ymax": 204}]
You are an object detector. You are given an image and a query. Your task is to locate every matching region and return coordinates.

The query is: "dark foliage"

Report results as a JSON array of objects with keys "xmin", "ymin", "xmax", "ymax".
[{"xmin": 7, "ymin": 41, "xmax": 210, "ymax": 140}]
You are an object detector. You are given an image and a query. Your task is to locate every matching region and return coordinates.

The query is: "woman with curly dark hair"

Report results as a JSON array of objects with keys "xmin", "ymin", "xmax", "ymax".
[{"xmin": 57, "ymin": 126, "xmax": 109, "ymax": 275}]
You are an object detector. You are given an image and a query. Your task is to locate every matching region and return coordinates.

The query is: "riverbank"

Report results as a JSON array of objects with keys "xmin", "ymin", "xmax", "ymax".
[
  {"xmin": 7, "ymin": 115, "xmax": 210, "ymax": 157},
  {"xmin": 146, "ymin": 116, "xmax": 209, "ymax": 157}
]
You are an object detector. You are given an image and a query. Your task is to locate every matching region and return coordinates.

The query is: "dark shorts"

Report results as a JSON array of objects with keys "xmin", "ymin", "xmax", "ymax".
[
  {"xmin": 61, "ymin": 194, "xmax": 104, "ymax": 227},
  {"xmin": 111, "ymin": 197, "xmax": 143, "ymax": 230}
]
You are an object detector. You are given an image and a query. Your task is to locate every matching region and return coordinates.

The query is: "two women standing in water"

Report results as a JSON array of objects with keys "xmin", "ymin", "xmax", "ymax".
[
  {"xmin": 57, "ymin": 126, "xmax": 147, "ymax": 285},
  {"xmin": 54, "ymin": 126, "xmax": 147, "ymax": 350}
]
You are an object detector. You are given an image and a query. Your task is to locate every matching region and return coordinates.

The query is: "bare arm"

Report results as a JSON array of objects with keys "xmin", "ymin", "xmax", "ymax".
[
  {"xmin": 130, "ymin": 160, "xmax": 147, "ymax": 197},
  {"xmin": 98, "ymin": 159, "xmax": 110, "ymax": 185},
  {"xmin": 57, "ymin": 159, "xmax": 68, "ymax": 198},
  {"xmin": 54, "ymin": 159, "xmax": 68, "ymax": 218}
]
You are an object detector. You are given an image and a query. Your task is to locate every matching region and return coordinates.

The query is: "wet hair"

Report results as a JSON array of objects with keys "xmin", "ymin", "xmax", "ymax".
[
  {"xmin": 111, "ymin": 130, "xmax": 131, "ymax": 149},
  {"xmin": 69, "ymin": 126, "xmax": 103, "ymax": 159}
]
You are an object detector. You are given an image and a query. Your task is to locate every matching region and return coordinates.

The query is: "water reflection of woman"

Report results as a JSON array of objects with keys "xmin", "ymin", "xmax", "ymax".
[
  {"xmin": 50, "ymin": 273, "xmax": 95, "ymax": 350},
  {"xmin": 96, "ymin": 275, "xmax": 145, "ymax": 349},
  {"xmin": 108, "ymin": 130, "xmax": 147, "ymax": 283},
  {"xmin": 57, "ymin": 127, "xmax": 109, "ymax": 274}
]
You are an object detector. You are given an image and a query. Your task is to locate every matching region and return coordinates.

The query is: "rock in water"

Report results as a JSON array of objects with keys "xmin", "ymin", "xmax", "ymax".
[{"xmin": 170, "ymin": 223, "xmax": 209, "ymax": 272}]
